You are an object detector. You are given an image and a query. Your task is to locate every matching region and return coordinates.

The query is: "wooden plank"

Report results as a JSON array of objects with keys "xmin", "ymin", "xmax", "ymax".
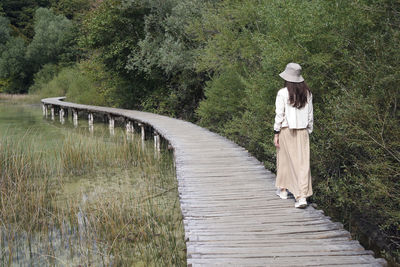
[{"xmin": 187, "ymin": 256, "xmax": 383, "ymax": 266}]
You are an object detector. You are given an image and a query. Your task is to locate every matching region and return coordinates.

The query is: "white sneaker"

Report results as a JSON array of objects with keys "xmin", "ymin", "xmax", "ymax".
[
  {"xmin": 295, "ymin": 198, "xmax": 307, "ymax": 209},
  {"xmin": 276, "ymin": 189, "xmax": 288, "ymax": 199}
]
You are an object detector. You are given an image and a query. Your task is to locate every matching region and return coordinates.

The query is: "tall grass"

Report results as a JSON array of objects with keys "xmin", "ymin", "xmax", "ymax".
[
  {"xmin": 0, "ymin": 93, "xmax": 41, "ymax": 104},
  {"xmin": 0, "ymin": 129, "xmax": 186, "ymax": 266}
]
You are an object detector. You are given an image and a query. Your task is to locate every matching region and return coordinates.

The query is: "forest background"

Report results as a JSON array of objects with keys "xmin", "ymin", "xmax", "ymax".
[{"xmin": 0, "ymin": 0, "xmax": 399, "ymax": 262}]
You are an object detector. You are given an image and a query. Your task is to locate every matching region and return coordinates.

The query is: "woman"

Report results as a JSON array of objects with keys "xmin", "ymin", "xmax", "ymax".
[{"xmin": 273, "ymin": 63, "xmax": 313, "ymax": 209}]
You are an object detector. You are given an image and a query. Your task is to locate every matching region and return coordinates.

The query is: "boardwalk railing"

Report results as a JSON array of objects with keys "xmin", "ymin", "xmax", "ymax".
[{"xmin": 41, "ymin": 97, "xmax": 386, "ymax": 267}]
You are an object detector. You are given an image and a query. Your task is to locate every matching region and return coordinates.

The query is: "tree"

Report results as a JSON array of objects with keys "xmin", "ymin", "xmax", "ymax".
[
  {"xmin": 0, "ymin": 4, "xmax": 5, "ymax": 17},
  {"xmin": 125, "ymin": 0, "xmax": 210, "ymax": 119},
  {"xmin": 0, "ymin": 16, "xmax": 11, "ymax": 46},
  {"xmin": 26, "ymin": 8, "xmax": 76, "ymax": 69},
  {"xmin": 50, "ymin": 0, "xmax": 92, "ymax": 20},
  {"xmin": 82, "ymin": 0, "xmax": 148, "ymax": 75},
  {"xmin": 0, "ymin": 16, "xmax": 29, "ymax": 93},
  {"xmin": 0, "ymin": 0, "xmax": 51, "ymax": 38},
  {"xmin": 0, "ymin": 36, "xmax": 28, "ymax": 93},
  {"xmin": 80, "ymin": 0, "xmax": 158, "ymax": 109},
  {"xmin": 1, "ymin": 8, "xmax": 77, "ymax": 93}
]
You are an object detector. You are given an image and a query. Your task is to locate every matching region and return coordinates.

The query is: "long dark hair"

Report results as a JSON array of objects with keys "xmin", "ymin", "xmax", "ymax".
[{"xmin": 285, "ymin": 81, "xmax": 311, "ymax": 109}]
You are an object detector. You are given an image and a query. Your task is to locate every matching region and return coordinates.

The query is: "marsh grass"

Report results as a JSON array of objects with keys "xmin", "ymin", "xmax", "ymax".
[
  {"xmin": 0, "ymin": 128, "xmax": 186, "ymax": 266},
  {"xmin": 0, "ymin": 94, "xmax": 40, "ymax": 104}
]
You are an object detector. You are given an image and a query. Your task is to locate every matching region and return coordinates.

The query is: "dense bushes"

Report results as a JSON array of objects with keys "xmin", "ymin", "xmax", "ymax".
[
  {"xmin": 0, "ymin": 7, "xmax": 78, "ymax": 93},
  {"xmin": 26, "ymin": 8, "xmax": 76, "ymax": 68},
  {"xmin": 192, "ymin": 0, "xmax": 399, "ymax": 259},
  {"xmin": 33, "ymin": 61, "xmax": 127, "ymax": 107}
]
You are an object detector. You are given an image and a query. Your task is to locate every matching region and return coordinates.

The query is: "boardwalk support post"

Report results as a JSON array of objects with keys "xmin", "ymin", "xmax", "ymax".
[
  {"xmin": 88, "ymin": 113, "xmax": 94, "ymax": 126},
  {"xmin": 88, "ymin": 113, "xmax": 94, "ymax": 132},
  {"xmin": 73, "ymin": 109, "xmax": 78, "ymax": 127},
  {"xmin": 50, "ymin": 106, "xmax": 55, "ymax": 120},
  {"xmin": 109, "ymin": 115, "xmax": 115, "ymax": 135},
  {"xmin": 109, "ymin": 115, "xmax": 115, "ymax": 129},
  {"xmin": 126, "ymin": 120, "xmax": 133, "ymax": 133},
  {"xmin": 154, "ymin": 131, "xmax": 161, "ymax": 153},
  {"xmin": 138, "ymin": 123, "xmax": 145, "ymax": 141},
  {"xmin": 59, "ymin": 108, "xmax": 65, "ymax": 124},
  {"xmin": 42, "ymin": 104, "xmax": 46, "ymax": 116}
]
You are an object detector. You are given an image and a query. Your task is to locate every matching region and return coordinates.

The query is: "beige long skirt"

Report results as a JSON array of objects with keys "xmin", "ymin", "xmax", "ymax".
[{"xmin": 276, "ymin": 127, "xmax": 313, "ymax": 199}]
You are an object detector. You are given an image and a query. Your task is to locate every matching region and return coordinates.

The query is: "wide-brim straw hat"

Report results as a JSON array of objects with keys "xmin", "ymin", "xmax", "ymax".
[{"xmin": 279, "ymin": 63, "xmax": 304, "ymax": 83}]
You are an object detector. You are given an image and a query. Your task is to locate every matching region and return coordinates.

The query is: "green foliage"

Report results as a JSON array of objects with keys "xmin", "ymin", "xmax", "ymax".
[
  {"xmin": 312, "ymin": 88, "xmax": 400, "ymax": 243},
  {"xmin": 0, "ymin": 37, "xmax": 26, "ymax": 78},
  {"xmin": 33, "ymin": 59, "xmax": 143, "ymax": 108},
  {"xmin": 34, "ymin": 65, "xmax": 105, "ymax": 106},
  {"xmin": 127, "ymin": 0, "xmax": 202, "ymax": 75},
  {"xmin": 192, "ymin": 0, "xmax": 400, "ymax": 258},
  {"xmin": 26, "ymin": 8, "xmax": 76, "ymax": 69},
  {"xmin": 1, "ymin": 8, "xmax": 77, "ymax": 93},
  {"xmin": 79, "ymin": 0, "xmax": 162, "ymax": 110},
  {"xmin": 29, "ymin": 63, "xmax": 61, "ymax": 93},
  {"xmin": 73, "ymin": 59, "xmax": 134, "ymax": 107},
  {"xmin": 0, "ymin": 0, "xmax": 51, "ymax": 38},
  {"xmin": 197, "ymin": 67, "xmax": 246, "ymax": 132},
  {"xmin": 50, "ymin": 0, "xmax": 92, "ymax": 20},
  {"xmin": 0, "ymin": 16, "xmax": 10, "ymax": 45},
  {"xmin": 125, "ymin": 0, "xmax": 209, "ymax": 119},
  {"xmin": 35, "ymin": 66, "xmax": 73, "ymax": 98},
  {"xmin": 81, "ymin": 0, "xmax": 147, "ymax": 75},
  {"xmin": 0, "ymin": 35, "xmax": 29, "ymax": 93}
]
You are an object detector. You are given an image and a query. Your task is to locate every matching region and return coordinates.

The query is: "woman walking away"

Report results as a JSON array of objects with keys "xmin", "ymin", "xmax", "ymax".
[{"xmin": 273, "ymin": 63, "xmax": 313, "ymax": 209}]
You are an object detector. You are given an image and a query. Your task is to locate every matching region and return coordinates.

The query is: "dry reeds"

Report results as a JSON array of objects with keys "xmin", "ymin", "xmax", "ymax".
[
  {"xmin": 0, "ymin": 130, "xmax": 185, "ymax": 266},
  {"xmin": 0, "ymin": 94, "xmax": 40, "ymax": 103}
]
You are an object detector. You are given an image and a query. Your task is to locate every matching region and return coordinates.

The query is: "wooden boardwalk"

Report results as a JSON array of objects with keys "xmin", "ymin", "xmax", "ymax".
[{"xmin": 41, "ymin": 97, "xmax": 386, "ymax": 267}]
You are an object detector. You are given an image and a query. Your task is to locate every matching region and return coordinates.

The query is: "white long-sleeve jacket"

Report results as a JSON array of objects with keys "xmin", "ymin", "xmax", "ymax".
[{"xmin": 273, "ymin": 87, "xmax": 313, "ymax": 134}]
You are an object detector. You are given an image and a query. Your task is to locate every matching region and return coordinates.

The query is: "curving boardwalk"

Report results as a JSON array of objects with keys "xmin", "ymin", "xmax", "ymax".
[{"xmin": 42, "ymin": 97, "xmax": 386, "ymax": 267}]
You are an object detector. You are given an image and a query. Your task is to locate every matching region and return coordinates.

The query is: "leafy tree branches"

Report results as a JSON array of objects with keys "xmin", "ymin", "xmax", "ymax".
[
  {"xmin": 0, "ymin": 0, "xmax": 51, "ymax": 38},
  {"xmin": 0, "ymin": 8, "xmax": 77, "ymax": 93},
  {"xmin": 26, "ymin": 8, "xmax": 76, "ymax": 69}
]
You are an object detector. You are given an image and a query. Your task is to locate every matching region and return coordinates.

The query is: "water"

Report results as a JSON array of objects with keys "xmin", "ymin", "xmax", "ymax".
[
  {"xmin": 0, "ymin": 102, "xmax": 122, "ymax": 153},
  {"xmin": 0, "ymin": 101, "xmax": 179, "ymax": 266}
]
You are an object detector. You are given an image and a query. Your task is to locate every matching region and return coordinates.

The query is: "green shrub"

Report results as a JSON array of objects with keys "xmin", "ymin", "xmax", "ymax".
[
  {"xmin": 191, "ymin": 0, "xmax": 400, "ymax": 259},
  {"xmin": 197, "ymin": 67, "xmax": 246, "ymax": 132},
  {"xmin": 34, "ymin": 65, "xmax": 105, "ymax": 106},
  {"xmin": 29, "ymin": 63, "xmax": 61, "ymax": 93}
]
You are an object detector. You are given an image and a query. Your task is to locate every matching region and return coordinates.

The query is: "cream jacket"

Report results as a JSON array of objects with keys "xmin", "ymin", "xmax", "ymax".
[{"xmin": 273, "ymin": 87, "xmax": 313, "ymax": 134}]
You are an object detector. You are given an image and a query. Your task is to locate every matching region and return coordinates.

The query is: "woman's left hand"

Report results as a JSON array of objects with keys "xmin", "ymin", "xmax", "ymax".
[{"xmin": 274, "ymin": 134, "xmax": 280, "ymax": 148}]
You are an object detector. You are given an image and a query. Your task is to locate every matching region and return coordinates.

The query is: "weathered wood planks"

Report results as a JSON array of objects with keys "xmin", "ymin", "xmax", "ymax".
[{"xmin": 41, "ymin": 97, "xmax": 386, "ymax": 267}]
